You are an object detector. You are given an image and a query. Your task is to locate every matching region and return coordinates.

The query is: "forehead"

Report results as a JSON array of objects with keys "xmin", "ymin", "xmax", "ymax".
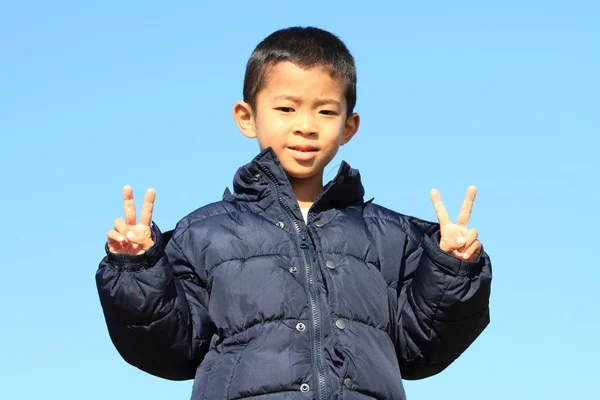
[{"xmin": 259, "ymin": 61, "xmax": 346, "ymax": 99}]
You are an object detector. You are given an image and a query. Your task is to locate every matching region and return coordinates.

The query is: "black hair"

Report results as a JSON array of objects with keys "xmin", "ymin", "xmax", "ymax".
[{"xmin": 243, "ymin": 27, "xmax": 357, "ymax": 115}]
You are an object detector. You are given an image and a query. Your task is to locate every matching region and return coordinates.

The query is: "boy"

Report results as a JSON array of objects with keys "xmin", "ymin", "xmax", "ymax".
[{"xmin": 96, "ymin": 27, "xmax": 491, "ymax": 400}]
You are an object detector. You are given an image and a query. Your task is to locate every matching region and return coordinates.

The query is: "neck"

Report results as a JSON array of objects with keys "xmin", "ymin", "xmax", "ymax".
[{"xmin": 289, "ymin": 173, "xmax": 324, "ymax": 209}]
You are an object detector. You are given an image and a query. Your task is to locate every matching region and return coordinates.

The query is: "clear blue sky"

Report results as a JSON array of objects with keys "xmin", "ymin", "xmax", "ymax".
[{"xmin": 1, "ymin": 1, "xmax": 598, "ymax": 399}]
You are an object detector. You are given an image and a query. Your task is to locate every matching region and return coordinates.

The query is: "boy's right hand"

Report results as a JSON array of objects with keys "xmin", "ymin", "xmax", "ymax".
[{"xmin": 107, "ymin": 185, "xmax": 156, "ymax": 255}]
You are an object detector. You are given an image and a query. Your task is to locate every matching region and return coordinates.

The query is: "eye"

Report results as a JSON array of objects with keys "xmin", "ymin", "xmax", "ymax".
[
  {"xmin": 319, "ymin": 110, "xmax": 338, "ymax": 116},
  {"xmin": 275, "ymin": 107, "xmax": 294, "ymax": 113}
]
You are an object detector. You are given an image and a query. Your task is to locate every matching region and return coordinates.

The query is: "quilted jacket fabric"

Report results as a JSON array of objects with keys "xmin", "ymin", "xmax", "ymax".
[{"xmin": 96, "ymin": 148, "xmax": 492, "ymax": 400}]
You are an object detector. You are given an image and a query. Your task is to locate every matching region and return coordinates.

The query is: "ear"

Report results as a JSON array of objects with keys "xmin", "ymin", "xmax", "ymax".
[
  {"xmin": 233, "ymin": 101, "xmax": 256, "ymax": 138},
  {"xmin": 341, "ymin": 112, "xmax": 360, "ymax": 145}
]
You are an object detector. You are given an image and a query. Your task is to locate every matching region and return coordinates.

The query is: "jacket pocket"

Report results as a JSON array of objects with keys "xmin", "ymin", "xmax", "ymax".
[
  {"xmin": 191, "ymin": 343, "xmax": 247, "ymax": 400},
  {"xmin": 338, "ymin": 340, "xmax": 406, "ymax": 400}
]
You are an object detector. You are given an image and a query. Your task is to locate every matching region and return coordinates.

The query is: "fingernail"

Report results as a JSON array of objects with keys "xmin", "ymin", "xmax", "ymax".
[
  {"xmin": 126, "ymin": 232, "xmax": 135, "ymax": 239},
  {"xmin": 457, "ymin": 236, "xmax": 465, "ymax": 245},
  {"xmin": 463, "ymin": 253, "xmax": 470, "ymax": 259},
  {"xmin": 118, "ymin": 236, "xmax": 124, "ymax": 242}
]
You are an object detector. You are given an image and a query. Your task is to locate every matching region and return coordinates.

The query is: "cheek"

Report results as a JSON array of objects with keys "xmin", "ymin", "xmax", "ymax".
[
  {"xmin": 256, "ymin": 115, "xmax": 288, "ymax": 144},
  {"xmin": 254, "ymin": 127, "xmax": 277, "ymax": 150},
  {"xmin": 328, "ymin": 123, "xmax": 346, "ymax": 144}
]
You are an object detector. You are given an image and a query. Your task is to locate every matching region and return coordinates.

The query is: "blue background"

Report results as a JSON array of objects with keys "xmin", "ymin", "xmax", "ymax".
[{"xmin": 1, "ymin": 1, "xmax": 598, "ymax": 399}]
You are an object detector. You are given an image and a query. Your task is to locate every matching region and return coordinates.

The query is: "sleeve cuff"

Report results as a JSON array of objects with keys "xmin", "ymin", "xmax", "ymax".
[
  {"xmin": 421, "ymin": 232, "xmax": 485, "ymax": 277},
  {"xmin": 105, "ymin": 223, "xmax": 164, "ymax": 271}
]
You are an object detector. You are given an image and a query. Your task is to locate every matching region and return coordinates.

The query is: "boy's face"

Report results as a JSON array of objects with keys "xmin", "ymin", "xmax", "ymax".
[{"xmin": 234, "ymin": 62, "xmax": 359, "ymax": 181}]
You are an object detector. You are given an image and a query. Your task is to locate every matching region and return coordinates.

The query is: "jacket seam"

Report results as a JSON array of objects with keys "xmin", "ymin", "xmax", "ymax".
[
  {"xmin": 229, "ymin": 390, "xmax": 305, "ymax": 400},
  {"xmin": 205, "ymin": 349, "xmax": 227, "ymax": 400},
  {"xmin": 363, "ymin": 214, "xmax": 422, "ymax": 246},
  {"xmin": 168, "ymin": 238, "xmax": 207, "ymax": 343},
  {"xmin": 429, "ymin": 275, "xmax": 459, "ymax": 332},
  {"xmin": 221, "ymin": 318, "xmax": 306, "ymax": 342},
  {"xmin": 124, "ymin": 300, "xmax": 178, "ymax": 328},
  {"xmin": 335, "ymin": 317, "xmax": 388, "ymax": 333},
  {"xmin": 317, "ymin": 250, "xmax": 381, "ymax": 268},
  {"xmin": 174, "ymin": 201, "xmax": 292, "ymax": 243},
  {"xmin": 209, "ymin": 252, "xmax": 299, "ymax": 273},
  {"xmin": 405, "ymin": 272, "xmax": 456, "ymax": 362},
  {"xmin": 171, "ymin": 205, "xmax": 234, "ymax": 243},
  {"xmin": 226, "ymin": 342, "xmax": 251, "ymax": 399}
]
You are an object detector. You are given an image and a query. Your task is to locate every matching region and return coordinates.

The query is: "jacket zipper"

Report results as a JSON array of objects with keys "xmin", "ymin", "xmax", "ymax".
[{"xmin": 257, "ymin": 165, "xmax": 327, "ymax": 400}]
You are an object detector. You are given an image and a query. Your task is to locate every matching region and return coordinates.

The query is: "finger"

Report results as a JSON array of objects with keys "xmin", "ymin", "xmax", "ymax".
[
  {"xmin": 107, "ymin": 230, "xmax": 125, "ymax": 243},
  {"xmin": 125, "ymin": 231, "xmax": 141, "ymax": 243},
  {"xmin": 114, "ymin": 218, "xmax": 129, "ymax": 235},
  {"xmin": 462, "ymin": 240, "xmax": 482, "ymax": 261},
  {"xmin": 441, "ymin": 229, "xmax": 467, "ymax": 251},
  {"xmin": 123, "ymin": 185, "xmax": 136, "ymax": 226},
  {"xmin": 125, "ymin": 230, "xmax": 151, "ymax": 245},
  {"xmin": 462, "ymin": 228, "xmax": 479, "ymax": 251},
  {"xmin": 457, "ymin": 186, "xmax": 477, "ymax": 227},
  {"xmin": 139, "ymin": 188, "xmax": 156, "ymax": 226},
  {"xmin": 430, "ymin": 189, "xmax": 451, "ymax": 226}
]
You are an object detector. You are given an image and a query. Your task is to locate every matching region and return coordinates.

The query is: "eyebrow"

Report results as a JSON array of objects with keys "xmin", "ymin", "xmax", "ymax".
[
  {"xmin": 273, "ymin": 95, "xmax": 301, "ymax": 102},
  {"xmin": 272, "ymin": 95, "xmax": 341, "ymax": 108}
]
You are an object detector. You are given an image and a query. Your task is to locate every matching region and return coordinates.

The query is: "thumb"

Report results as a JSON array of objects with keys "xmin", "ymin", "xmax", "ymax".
[
  {"xmin": 440, "ymin": 228, "xmax": 466, "ymax": 251},
  {"xmin": 126, "ymin": 229, "xmax": 154, "ymax": 249},
  {"xmin": 126, "ymin": 231, "xmax": 137, "ymax": 241}
]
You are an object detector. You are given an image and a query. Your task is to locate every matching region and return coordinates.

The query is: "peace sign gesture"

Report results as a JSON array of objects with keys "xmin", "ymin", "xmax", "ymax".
[
  {"xmin": 430, "ymin": 186, "xmax": 481, "ymax": 262},
  {"xmin": 107, "ymin": 186, "xmax": 156, "ymax": 255}
]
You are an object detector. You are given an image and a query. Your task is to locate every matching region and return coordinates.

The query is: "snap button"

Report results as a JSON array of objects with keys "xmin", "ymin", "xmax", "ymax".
[
  {"xmin": 336, "ymin": 175, "xmax": 345, "ymax": 184},
  {"xmin": 344, "ymin": 378, "xmax": 353, "ymax": 389},
  {"xmin": 325, "ymin": 261, "xmax": 336, "ymax": 270},
  {"xmin": 296, "ymin": 322, "xmax": 306, "ymax": 332},
  {"xmin": 300, "ymin": 383, "xmax": 310, "ymax": 392},
  {"xmin": 314, "ymin": 219, "xmax": 325, "ymax": 227},
  {"xmin": 289, "ymin": 266, "xmax": 298, "ymax": 274},
  {"xmin": 276, "ymin": 221, "xmax": 285, "ymax": 229},
  {"xmin": 254, "ymin": 173, "xmax": 261, "ymax": 181},
  {"xmin": 335, "ymin": 319, "xmax": 346, "ymax": 330}
]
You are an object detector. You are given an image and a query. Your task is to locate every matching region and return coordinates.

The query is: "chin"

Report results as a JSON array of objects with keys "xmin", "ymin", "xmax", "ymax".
[{"xmin": 284, "ymin": 168, "xmax": 321, "ymax": 180}]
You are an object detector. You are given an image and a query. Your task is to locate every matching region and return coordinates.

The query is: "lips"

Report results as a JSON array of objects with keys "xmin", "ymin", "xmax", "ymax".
[
  {"xmin": 288, "ymin": 145, "xmax": 318, "ymax": 152},
  {"xmin": 287, "ymin": 145, "xmax": 319, "ymax": 161}
]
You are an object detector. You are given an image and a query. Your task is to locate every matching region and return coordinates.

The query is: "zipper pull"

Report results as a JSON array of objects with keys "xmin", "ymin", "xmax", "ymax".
[{"xmin": 299, "ymin": 231, "xmax": 309, "ymax": 249}]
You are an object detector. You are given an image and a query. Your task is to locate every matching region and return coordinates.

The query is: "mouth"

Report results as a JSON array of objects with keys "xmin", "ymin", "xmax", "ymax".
[
  {"xmin": 286, "ymin": 145, "xmax": 319, "ymax": 161},
  {"xmin": 287, "ymin": 145, "xmax": 318, "ymax": 152}
]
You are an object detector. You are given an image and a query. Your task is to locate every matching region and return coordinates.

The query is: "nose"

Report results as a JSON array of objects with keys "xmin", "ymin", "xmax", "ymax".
[{"xmin": 293, "ymin": 112, "xmax": 317, "ymax": 136}]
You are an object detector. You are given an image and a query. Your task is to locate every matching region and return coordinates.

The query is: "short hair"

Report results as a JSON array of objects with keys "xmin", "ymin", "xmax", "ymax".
[{"xmin": 243, "ymin": 27, "xmax": 357, "ymax": 115}]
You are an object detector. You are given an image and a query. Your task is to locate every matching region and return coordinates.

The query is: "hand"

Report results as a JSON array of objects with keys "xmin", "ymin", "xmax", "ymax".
[
  {"xmin": 430, "ymin": 186, "xmax": 481, "ymax": 261},
  {"xmin": 107, "ymin": 186, "xmax": 156, "ymax": 255}
]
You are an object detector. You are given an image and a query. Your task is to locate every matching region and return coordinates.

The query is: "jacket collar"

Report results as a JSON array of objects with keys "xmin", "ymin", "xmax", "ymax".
[{"xmin": 225, "ymin": 147, "xmax": 365, "ymax": 212}]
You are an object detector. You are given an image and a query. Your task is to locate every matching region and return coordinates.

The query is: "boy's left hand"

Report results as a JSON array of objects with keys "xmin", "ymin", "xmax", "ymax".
[{"xmin": 430, "ymin": 186, "xmax": 481, "ymax": 261}]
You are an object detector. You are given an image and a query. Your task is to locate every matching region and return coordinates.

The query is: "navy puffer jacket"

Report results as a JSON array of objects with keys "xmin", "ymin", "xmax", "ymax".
[{"xmin": 96, "ymin": 148, "xmax": 492, "ymax": 400}]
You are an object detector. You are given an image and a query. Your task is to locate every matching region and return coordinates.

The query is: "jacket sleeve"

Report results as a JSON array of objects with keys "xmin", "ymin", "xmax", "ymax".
[
  {"xmin": 95, "ymin": 223, "xmax": 214, "ymax": 380},
  {"xmin": 391, "ymin": 217, "xmax": 492, "ymax": 380}
]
